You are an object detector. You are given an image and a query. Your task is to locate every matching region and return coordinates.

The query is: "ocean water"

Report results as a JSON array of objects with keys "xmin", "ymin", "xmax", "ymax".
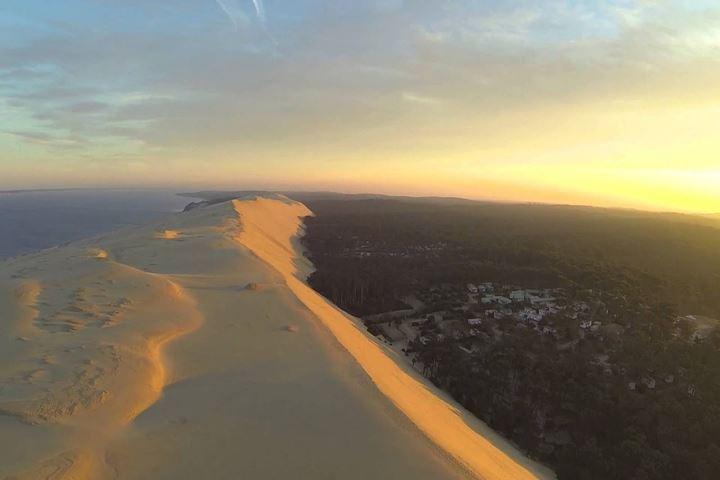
[{"xmin": 0, "ymin": 189, "xmax": 194, "ymax": 259}]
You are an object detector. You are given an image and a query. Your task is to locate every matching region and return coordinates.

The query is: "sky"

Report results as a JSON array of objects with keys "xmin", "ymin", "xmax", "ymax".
[{"xmin": 1, "ymin": 0, "xmax": 719, "ymax": 213}]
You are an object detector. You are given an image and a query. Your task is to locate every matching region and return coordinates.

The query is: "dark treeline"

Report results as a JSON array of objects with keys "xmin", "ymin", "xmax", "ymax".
[
  {"xmin": 300, "ymin": 198, "xmax": 720, "ymax": 480},
  {"xmin": 302, "ymin": 199, "xmax": 720, "ymax": 318}
]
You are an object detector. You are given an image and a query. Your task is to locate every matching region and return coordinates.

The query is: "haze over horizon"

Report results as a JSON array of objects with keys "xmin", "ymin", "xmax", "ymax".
[{"xmin": 2, "ymin": 1, "xmax": 719, "ymax": 213}]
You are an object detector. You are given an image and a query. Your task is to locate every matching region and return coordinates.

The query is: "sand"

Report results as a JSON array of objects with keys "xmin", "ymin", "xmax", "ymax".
[{"xmin": 0, "ymin": 195, "xmax": 555, "ymax": 479}]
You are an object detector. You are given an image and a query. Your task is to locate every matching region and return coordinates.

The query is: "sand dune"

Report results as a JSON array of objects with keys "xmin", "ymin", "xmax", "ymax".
[{"xmin": 0, "ymin": 195, "xmax": 554, "ymax": 479}]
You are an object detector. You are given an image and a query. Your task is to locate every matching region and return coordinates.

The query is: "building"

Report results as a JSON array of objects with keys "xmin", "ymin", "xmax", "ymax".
[
  {"xmin": 482, "ymin": 295, "xmax": 512, "ymax": 305},
  {"xmin": 510, "ymin": 290, "xmax": 529, "ymax": 302},
  {"xmin": 641, "ymin": 377, "xmax": 656, "ymax": 389},
  {"xmin": 484, "ymin": 310, "xmax": 504, "ymax": 320},
  {"xmin": 519, "ymin": 308, "xmax": 545, "ymax": 323},
  {"xmin": 478, "ymin": 283, "xmax": 494, "ymax": 293},
  {"xmin": 530, "ymin": 295, "xmax": 557, "ymax": 306}
]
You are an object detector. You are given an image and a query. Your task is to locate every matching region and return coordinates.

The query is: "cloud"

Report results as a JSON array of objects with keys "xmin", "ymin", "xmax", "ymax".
[
  {"xmin": 215, "ymin": 0, "xmax": 248, "ymax": 29},
  {"xmin": 401, "ymin": 92, "xmax": 443, "ymax": 106},
  {"xmin": 251, "ymin": 0, "xmax": 266, "ymax": 22},
  {"xmin": 4, "ymin": 130, "xmax": 86, "ymax": 150},
  {"xmin": 2, "ymin": 0, "xmax": 720, "ymax": 169},
  {"xmin": 214, "ymin": 0, "xmax": 265, "ymax": 28}
]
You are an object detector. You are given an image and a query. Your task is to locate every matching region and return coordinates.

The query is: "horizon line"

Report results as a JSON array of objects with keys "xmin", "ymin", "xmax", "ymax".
[{"xmin": 2, "ymin": 186, "xmax": 718, "ymax": 217}]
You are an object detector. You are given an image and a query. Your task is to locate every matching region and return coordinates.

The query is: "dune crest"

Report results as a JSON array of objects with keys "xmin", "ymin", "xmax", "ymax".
[
  {"xmin": 232, "ymin": 196, "xmax": 555, "ymax": 480},
  {"xmin": 1, "ymin": 195, "xmax": 553, "ymax": 479}
]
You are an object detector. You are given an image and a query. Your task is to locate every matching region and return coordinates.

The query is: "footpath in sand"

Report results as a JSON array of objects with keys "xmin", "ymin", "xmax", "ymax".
[{"xmin": 0, "ymin": 195, "xmax": 555, "ymax": 480}]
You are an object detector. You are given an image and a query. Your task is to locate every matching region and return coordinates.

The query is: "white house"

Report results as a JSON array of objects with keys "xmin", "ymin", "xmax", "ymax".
[
  {"xmin": 518, "ymin": 308, "xmax": 544, "ymax": 323},
  {"xmin": 479, "ymin": 283, "xmax": 494, "ymax": 292},
  {"xmin": 497, "ymin": 296, "xmax": 512, "ymax": 305},
  {"xmin": 481, "ymin": 295, "xmax": 510, "ymax": 305},
  {"xmin": 530, "ymin": 295, "xmax": 557, "ymax": 306}
]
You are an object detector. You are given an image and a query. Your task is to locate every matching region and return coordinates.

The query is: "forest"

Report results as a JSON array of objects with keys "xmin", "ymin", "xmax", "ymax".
[{"xmin": 299, "ymin": 197, "xmax": 720, "ymax": 480}]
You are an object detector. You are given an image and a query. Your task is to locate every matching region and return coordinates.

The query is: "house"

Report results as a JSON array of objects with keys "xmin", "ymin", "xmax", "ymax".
[
  {"xmin": 481, "ymin": 294, "xmax": 510, "ymax": 304},
  {"xmin": 530, "ymin": 295, "xmax": 557, "ymax": 306},
  {"xmin": 641, "ymin": 377, "xmax": 656, "ymax": 389},
  {"xmin": 479, "ymin": 283, "xmax": 494, "ymax": 293},
  {"xmin": 518, "ymin": 308, "xmax": 544, "ymax": 322},
  {"xmin": 510, "ymin": 290, "xmax": 529, "ymax": 302},
  {"xmin": 467, "ymin": 318, "xmax": 483, "ymax": 326},
  {"xmin": 541, "ymin": 326, "xmax": 557, "ymax": 336},
  {"xmin": 485, "ymin": 309, "xmax": 504, "ymax": 320},
  {"xmin": 573, "ymin": 302, "xmax": 590, "ymax": 312}
]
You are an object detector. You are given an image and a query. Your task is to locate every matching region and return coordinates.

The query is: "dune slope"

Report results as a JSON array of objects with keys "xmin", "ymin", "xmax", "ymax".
[
  {"xmin": 233, "ymin": 197, "xmax": 555, "ymax": 480},
  {"xmin": 0, "ymin": 196, "xmax": 554, "ymax": 479}
]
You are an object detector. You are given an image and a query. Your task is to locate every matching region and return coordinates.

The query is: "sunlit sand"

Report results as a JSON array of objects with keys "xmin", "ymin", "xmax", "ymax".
[{"xmin": 0, "ymin": 195, "xmax": 554, "ymax": 479}]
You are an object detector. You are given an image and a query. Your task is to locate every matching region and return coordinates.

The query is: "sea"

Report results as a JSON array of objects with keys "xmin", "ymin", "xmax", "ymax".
[{"xmin": 0, "ymin": 189, "xmax": 195, "ymax": 260}]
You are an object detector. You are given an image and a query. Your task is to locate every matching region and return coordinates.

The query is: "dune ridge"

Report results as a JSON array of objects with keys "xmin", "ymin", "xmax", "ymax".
[
  {"xmin": 1, "ymin": 195, "xmax": 553, "ymax": 479},
  {"xmin": 232, "ymin": 197, "xmax": 555, "ymax": 480}
]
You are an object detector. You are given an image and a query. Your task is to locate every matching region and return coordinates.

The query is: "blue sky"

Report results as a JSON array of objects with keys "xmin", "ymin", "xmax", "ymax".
[{"xmin": 1, "ymin": 1, "xmax": 719, "ymax": 212}]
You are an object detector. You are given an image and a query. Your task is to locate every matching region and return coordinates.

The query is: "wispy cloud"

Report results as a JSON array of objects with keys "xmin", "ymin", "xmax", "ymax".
[
  {"xmin": 2, "ymin": 0, "xmax": 720, "ymax": 210},
  {"xmin": 214, "ymin": 0, "xmax": 265, "ymax": 28},
  {"xmin": 252, "ymin": 0, "xmax": 266, "ymax": 23},
  {"xmin": 401, "ymin": 92, "xmax": 443, "ymax": 106},
  {"xmin": 214, "ymin": 0, "xmax": 247, "ymax": 29}
]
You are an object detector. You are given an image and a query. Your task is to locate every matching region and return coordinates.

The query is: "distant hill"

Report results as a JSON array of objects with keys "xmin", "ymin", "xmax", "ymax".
[
  {"xmin": 179, "ymin": 190, "xmax": 494, "ymax": 209},
  {"xmin": 180, "ymin": 190, "xmax": 720, "ymax": 230}
]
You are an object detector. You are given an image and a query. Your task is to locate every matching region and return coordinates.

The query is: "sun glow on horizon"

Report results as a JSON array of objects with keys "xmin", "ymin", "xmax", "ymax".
[{"xmin": 1, "ymin": 1, "xmax": 719, "ymax": 214}]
